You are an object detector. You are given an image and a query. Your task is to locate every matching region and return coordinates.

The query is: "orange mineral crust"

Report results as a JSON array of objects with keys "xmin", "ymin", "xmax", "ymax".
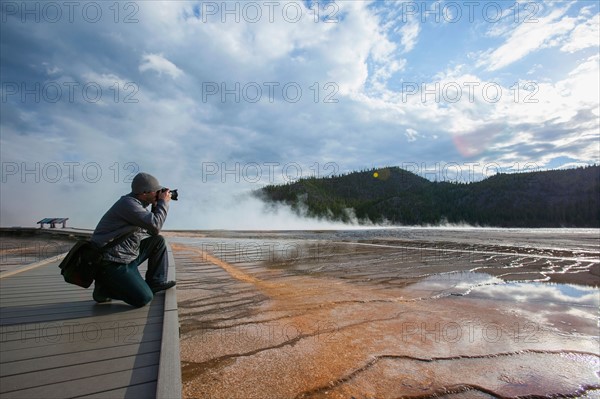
[{"xmin": 168, "ymin": 229, "xmax": 600, "ymax": 398}]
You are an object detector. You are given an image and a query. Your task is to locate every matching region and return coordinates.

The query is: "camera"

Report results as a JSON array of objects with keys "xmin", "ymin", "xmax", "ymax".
[{"xmin": 158, "ymin": 188, "xmax": 178, "ymax": 201}]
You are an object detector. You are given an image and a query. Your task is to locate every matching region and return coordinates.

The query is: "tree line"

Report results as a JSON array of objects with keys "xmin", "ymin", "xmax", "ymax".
[{"xmin": 256, "ymin": 165, "xmax": 600, "ymax": 227}]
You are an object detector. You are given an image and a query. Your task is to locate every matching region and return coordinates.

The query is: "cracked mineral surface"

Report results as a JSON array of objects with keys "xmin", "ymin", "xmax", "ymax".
[{"xmin": 166, "ymin": 228, "xmax": 600, "ymax": 398}]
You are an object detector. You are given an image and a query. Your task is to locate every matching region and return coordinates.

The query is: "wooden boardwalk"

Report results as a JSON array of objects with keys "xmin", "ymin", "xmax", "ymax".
[{"xmin": 0, "ymin": 244, "xmax": 181, "ymax": 399}]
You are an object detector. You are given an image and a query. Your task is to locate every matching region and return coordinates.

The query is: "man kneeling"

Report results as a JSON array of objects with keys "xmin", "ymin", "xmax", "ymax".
[{"xmin": 91, "ymin": 172, "xmax": 176, "ymax": 307}]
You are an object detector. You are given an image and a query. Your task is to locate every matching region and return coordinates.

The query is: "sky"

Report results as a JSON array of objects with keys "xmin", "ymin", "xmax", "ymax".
[{"xmin": 1, "ymin": 0, "xmax": 599, "ymax": 229}]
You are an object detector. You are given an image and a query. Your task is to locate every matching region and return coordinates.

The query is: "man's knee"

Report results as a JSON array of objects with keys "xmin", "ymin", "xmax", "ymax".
[
  {"xmin": 130, "ymin": 291, "xmax": 154, "ymax": 307},
  {"xmin": 145, "ymin": 234, "xmax": 166, "ymax": 253},
  {"xmin": 155, "ymin": 234, "xmax": 166, "ymax": 249}
]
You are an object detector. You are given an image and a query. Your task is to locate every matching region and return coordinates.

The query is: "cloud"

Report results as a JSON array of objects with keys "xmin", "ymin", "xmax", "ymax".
[
  {"xmin": 561, "ymin": 12, "xmax": 600, "ymax": 53},
  {"xmin": 478, "ymin": 281, "xmax": 599, "ymax": 307},
  {"xmin": 405, "ymin": 128, "xmax": 420, "ymax": 142},
  {"xmin": 139, "ymin": 53, "xmax": 183, "ymax": 79},
  {"xmin": 480, "ymin": 4, "xmax": 577, "ymax": 71},
  {"xmin": 399, "ymin": 17, "xmax": 420, "ymax": 53}
]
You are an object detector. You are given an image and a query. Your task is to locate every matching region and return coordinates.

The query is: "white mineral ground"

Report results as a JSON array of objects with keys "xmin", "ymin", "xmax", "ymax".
[{"xmin": 165, "ymin": 229, "xmax": 600, "ymax": 399}]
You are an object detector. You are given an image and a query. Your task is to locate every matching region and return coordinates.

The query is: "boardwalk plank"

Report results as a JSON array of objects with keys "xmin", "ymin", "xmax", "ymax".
[
  {"xmin": 0, "ymin": 352, "xmax": 160, "ymax": 393},
  {"xmin": 0, "ymin": 332, "xmax": 163, "ymax": 363},
  {"xmin": 0, "ymin": 304, "xmax": 164, "ymax": 327},
  {"xmin": 0, "ymin": 305, "xmax": 163, "ymax": 324},
  {"xmin": 77, "ymin": 382, "xmax": 158, "ymax": 399},
  {"xmin": 0, "ymin": 320, "xmax": 163, "ymax": 354},
  {"xmin": 0, "ymin": 341, "xmax": 161, "ymax": 377},
  {"xmin": 1, "ymin": 365, "xmax": 159, "ymax": 399}
]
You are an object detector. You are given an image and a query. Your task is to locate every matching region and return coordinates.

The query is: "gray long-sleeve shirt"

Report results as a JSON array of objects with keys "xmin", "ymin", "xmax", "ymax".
[{"xmin": 91, "ymin": 193, "xmax": 169, "ymax": 263}]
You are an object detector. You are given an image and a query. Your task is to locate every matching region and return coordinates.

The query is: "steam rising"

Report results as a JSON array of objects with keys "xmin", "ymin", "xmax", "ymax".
[{"xmin": 170, "ymin": 189, "xmax": 372, "ymax": 230}]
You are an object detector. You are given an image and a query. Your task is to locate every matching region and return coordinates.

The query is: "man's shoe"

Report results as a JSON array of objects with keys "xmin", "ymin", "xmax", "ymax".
[
  {"xmin": 93, "ymin": 283, "xmax": 112, "ymax": 303},
  {"xmin": 150, "ymin": 280, "xmax": 176, "ymax": 293}
]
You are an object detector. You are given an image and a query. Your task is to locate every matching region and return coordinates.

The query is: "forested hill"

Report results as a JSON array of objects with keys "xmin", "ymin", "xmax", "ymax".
[{"xmin": 258, "ymin": 165, "xmax": 600, "ymax": 227}]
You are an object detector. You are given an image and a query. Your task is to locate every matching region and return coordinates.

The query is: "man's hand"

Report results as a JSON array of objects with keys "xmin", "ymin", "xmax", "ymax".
[{"xmin": 157, "ymin": 189, "xmax": 171, "ymax": 204}]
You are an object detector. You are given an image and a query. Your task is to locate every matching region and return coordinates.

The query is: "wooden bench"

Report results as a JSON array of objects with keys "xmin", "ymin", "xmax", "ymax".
[{"xmin": 37, "ymin": 218, "xmax": 69, "ymax": 229}]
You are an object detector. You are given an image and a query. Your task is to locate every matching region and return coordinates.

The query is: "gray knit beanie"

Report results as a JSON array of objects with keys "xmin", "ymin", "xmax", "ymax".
[{"xmin": 131, "ymin": 172, "xmax": 163, "ymax": 194}]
